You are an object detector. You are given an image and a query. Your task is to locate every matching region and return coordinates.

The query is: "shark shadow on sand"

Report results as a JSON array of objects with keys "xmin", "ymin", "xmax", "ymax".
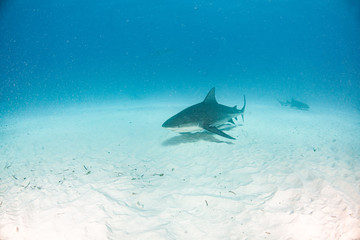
[{"xmin": 162, "ymin": 125, "xmax": 237, "ymax": 146}]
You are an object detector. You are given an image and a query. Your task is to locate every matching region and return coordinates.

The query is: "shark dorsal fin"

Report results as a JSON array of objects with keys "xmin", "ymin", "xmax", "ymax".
[{"xmin": 203, "ymin": 87, "xmax": 217, "ymax": 103}]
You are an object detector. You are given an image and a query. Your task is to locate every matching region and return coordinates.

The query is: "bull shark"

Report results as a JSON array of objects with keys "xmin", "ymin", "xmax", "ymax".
[
  {"xmin": 278, "ymin": 98, "xmax": 309, "ymax": 110},
  {"xmin": 162, "ymin": 88, "xmax": 246, "ymax": 140}
]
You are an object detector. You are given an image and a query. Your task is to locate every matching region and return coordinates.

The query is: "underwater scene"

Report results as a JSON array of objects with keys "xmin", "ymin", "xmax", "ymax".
[{"xmin": 0, "ymin": 0, "xmax": 360, "ymax": 239}]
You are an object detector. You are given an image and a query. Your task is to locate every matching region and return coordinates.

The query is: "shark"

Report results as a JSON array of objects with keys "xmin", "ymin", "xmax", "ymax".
[
  {"xmin": 278, "ymin": 98, "xmax": 310, "ymax": 111},
  {"xmin": 162, "ymin": 88, "xmax": 246, "ymax": 140}
]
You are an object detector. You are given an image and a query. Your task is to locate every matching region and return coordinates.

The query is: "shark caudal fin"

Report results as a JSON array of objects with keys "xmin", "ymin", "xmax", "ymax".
[
  {"xmin": 240, "ymin": 95, "xmax": 246, "ymax": 122},
  {"xmin": 278, "ymin": 99, "xmax": 289, "ymax": 106}
]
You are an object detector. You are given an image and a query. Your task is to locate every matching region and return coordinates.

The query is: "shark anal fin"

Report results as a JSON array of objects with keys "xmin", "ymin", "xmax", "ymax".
[{"xmin": 203, "ymin": 126, "xmax": 236, "ymax": 140}]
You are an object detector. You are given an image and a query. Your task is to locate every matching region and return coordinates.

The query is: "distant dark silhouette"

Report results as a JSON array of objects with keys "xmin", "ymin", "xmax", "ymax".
[{"xmin": 278, "ymin": 98, "xmax": 310, "ymax": 111}]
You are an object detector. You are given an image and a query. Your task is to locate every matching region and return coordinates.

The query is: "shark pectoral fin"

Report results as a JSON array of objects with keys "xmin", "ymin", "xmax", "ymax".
[
  {"xmin": 228, "ymin": 118, "xmax": 236, "ymax": 125},
  {"xmin": 203, "ymin": 126, "xmax": 236, "ymax": 140}
]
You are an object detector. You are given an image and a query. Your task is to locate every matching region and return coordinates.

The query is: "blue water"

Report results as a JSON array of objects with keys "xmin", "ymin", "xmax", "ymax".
[
  {"xmin": 1, "ymin": 0, "xmax": 360, "ymax": 111},
  {"xmin": 1, "ymin": 2, "xmax": 360, "ymax": 238}
]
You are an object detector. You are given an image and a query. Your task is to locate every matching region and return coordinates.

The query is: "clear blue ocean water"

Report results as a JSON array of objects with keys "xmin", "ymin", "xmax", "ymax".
[
  {"xmin": 1, "ymin": 0, "xmax": 359, "ymax": 112},
  {"xmin": 1, "ymin": 2, "xmax": 360, "ymax": 239}
]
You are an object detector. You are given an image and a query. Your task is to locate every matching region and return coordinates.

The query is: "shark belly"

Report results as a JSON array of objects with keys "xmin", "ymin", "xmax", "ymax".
[
  {"xmin": 210, "ymin": 118, "xmax": 231, "ymax": 127},
  {"xmin": 166, "ymin": 125, "xmax": 203, "ymax": 133}
]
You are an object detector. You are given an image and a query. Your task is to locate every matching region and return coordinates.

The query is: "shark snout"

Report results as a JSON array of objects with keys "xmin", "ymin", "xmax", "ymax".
[
  {"xmin": 162, "ymin": 119, "xmax": 173, "ymax": 128},
  {"xmin": 162, "ymin": 116, "xmax": 180, "ymax": 128}
]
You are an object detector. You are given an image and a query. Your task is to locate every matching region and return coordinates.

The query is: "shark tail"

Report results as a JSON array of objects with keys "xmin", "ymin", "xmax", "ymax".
[
  {"xmin": 240, "ymin": 95, "xmax": 246, "ymax": 122},
  {"xmin": 278, "ymin": 99, "xmax": 288, "ymax": 106}
]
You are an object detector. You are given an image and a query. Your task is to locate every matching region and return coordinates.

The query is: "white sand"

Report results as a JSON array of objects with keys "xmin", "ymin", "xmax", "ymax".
[{"xmin": 0, "ymin": 100, "xmax": 359, "ymax": 240}]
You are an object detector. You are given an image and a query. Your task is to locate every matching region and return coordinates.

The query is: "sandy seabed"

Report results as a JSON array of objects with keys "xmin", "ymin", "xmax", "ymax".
[{"xmin": 0, "ymin": 100, "xmax": 359, "ymax": 240}]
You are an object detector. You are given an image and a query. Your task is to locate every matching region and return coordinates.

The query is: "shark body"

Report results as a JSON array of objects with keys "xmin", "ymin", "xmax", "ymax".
[
  {"xmin": 278, "ymin": 98, "xmax": 309, "ymax": 110},
  {"xmin": 162, "ymin": 88, "xmax": 246, "ymax": 140}
]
